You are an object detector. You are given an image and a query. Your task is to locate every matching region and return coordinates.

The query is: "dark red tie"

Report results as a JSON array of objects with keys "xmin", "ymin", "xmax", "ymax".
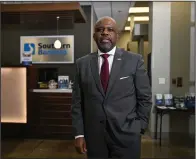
[{"xmin": 100, "ymin": 54, "xmax": 110, "ymax": 93}]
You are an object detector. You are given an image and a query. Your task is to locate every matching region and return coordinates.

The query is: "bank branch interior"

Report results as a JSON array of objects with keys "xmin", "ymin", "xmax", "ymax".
[{"xmin": 1, "ymin": 1, "xmax": 196, "ymax": 158}]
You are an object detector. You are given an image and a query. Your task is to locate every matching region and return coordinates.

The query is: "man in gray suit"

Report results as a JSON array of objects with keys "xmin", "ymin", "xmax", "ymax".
[{"xmin": 71, "ymin": 16, "xmax": 152, "ymax": 159}]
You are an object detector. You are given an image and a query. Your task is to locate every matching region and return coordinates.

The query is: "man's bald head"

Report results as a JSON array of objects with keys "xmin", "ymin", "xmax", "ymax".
[
  {"xmin": 93, "ymin": 16, "xmax": 119, "ymax": 53},
  {"xmin": 95, "ymin": 16, "xmax": 117, "ymax": 29}
]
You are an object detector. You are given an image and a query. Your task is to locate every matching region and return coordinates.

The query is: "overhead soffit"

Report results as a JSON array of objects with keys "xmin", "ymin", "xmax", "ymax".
[{"xmin": 1, "ymin": 2, "xmax": 87, "ymax": 23}]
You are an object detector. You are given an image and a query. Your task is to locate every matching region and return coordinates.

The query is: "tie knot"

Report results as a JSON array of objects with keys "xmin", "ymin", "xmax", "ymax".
[{"xmin": 101, "ymin": 54, "xmax": 110, "ymax": 59}]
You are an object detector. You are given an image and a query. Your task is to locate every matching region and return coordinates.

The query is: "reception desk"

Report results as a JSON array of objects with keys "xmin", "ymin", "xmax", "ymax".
[
  {"xmin": 1, "ymin": 66, "xmax": 74, "ymax": 139},
  {"xmin": 27, "ymin": 89, "xmax": 73, "ymax": 139}
]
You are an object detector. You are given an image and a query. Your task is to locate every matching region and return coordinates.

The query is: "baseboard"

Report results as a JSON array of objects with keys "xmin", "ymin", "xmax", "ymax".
[
  {"xmin": 1, "ymin": 123, "xmax": 27, "ymax": 139},
  {"xmin": 150, "ymin": 131, "xmax": 195, "ymax": 139}
]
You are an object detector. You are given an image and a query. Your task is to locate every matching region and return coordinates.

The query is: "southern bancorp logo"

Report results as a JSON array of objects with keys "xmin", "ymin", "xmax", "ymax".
[{"xmin": 23, "ymin": 43, "xmax": 35, "ymax": 56}]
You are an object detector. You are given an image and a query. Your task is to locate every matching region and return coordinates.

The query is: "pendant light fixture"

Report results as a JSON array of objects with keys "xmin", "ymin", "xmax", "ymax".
[{"xmin": 54, "ymin": 16, "xmax": 61, "ymax": 49}]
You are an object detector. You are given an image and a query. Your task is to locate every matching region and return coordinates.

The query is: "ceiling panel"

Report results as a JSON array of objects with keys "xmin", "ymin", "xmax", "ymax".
[
  {"xmin": 93, "ymin": 2, "xmax": 112, "ymax": 17},
  {"xmin": 92, "ymin": 2, "xmax": 133, "ymax": 32},
  {"xmin": 111, "ymin": 2, "xmax": 131, "ymax": 31}
]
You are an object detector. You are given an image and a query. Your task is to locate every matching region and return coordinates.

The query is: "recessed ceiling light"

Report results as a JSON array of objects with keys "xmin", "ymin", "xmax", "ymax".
[
  {"xmin": 129, "ymin": 7, "xmax": 149, "ymax": 13},
  {"xmin": 124, "ymin": 26, "xmax": 130, "ymax": 31},
  {"xmin": 134, "ymin": 16, "xmax": 149, "ymax": 21}
]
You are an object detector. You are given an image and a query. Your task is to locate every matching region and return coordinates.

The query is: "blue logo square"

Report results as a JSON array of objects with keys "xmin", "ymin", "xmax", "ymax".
[{"xmin": 24, "ymin": 43, "xmax": 35, "ymax": 55}]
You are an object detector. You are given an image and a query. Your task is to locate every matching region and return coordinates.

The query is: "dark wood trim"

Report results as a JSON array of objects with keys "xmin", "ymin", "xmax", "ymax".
[
  {"xmin": 1, "ymin": 2, "xmax": 87, "ymax": 23},
  {"xmin": 1, "ymin": 123, "xmax": 27, "ymax": 139},
  {"xmin": 1, "ymin": 2, "xmax": 80, "ymax": 12}
]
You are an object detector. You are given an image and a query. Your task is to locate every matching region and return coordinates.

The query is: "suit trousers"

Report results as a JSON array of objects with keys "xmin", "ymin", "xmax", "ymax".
[{"xmin": 87, "ymin": 120, "xmax": 141, "ymax": 159}]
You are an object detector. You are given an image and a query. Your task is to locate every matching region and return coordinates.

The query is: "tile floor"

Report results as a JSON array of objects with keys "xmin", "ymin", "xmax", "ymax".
[{"xmin": 2, "ymin": 134, "xmax": 195, "ymax": 159}]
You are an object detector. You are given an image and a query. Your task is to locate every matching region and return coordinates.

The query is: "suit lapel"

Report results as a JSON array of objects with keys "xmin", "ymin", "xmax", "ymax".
[
  {"xmin": 106, "ymin": 48, "xmax": 123, "ymax": 98},
  {"xmin": 90, "ymin": 52, "xmax": 105, "ymax": 97}
]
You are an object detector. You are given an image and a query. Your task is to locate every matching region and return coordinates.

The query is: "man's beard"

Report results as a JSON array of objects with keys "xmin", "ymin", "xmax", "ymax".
[{"xmin": 97, "ymin": 42, "xmax": 114, "ymax": 53}]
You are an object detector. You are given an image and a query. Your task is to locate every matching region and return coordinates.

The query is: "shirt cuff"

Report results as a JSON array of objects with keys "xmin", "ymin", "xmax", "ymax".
[{"xmin": 75, "ymin": 135, "xmax": 84, "ymax": 139}]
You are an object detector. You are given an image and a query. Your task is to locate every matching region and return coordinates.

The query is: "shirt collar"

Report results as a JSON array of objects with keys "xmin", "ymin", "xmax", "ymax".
[{"xmin": 98, "ymin": 46, "xmax": 116, "ymax": 56}]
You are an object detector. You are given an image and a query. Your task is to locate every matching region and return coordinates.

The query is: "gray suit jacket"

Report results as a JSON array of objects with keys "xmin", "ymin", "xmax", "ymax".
[{"xmin": 71, "ymin": 48, "xmax": 152, "ymax": 145}]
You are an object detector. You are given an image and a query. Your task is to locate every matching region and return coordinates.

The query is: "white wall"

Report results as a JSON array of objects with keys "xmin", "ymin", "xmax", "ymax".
[
  {"xmin": 149, "ymin": 2, "xmax": 171, "ymax": 137},
  {"xmin": 170, "ymin": 2, "xmax": 191, "ymax": 96},
  {"xmin": 170, "ymin": 2, "xmax": 195, "ymax": 136},
  {"xmin": 189, "ymin": 2, "xmax": 195, "ymax": 93},
  {"xmin": 149, "ymin": 2, "xmax": 195, "ymax": 138},
  {"xmin": 189, "ymin": 2, "xmax": 195, "ymax": 137}
]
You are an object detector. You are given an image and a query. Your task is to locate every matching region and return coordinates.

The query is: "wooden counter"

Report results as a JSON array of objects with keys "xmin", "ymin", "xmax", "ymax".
[
  {"xmin": 32, "ymin": 89, "xmax": 72, "ymax": 93},
  {"xmin": 27, "ymin": 90, "xmax": 73, "ymax": 139}
]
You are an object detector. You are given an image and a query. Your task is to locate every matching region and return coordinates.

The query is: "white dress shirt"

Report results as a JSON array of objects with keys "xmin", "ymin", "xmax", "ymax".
[
  {"xmin": 75, "ymin": 46, "xmax": 117, "ymax": 139},
  {"xmin": 98, "ymin": 46, "xmax": 116, "ymax": 74}
]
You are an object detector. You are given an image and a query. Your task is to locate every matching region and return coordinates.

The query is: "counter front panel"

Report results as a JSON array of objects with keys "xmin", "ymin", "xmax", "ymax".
[{"xmin": 28, "ymin": 91, "xmax": 73, "ymax": 139}]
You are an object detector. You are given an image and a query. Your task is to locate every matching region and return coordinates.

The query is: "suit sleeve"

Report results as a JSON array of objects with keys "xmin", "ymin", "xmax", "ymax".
[
  {"xmin": 71, "ymin": 60, "xmax": 84, "ymax": 137},
  {"xmin": 135, "ymin": 55, "xmax": 152, "ymax": 131}
]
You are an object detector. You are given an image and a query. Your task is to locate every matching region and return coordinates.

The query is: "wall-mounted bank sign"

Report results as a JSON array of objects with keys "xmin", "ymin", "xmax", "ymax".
[{"xmin": 20, "ymin": 35, "xmax": 74, "ymax": 65}]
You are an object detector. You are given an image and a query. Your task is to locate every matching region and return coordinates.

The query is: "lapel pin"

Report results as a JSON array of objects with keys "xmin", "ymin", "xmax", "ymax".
[{"xmin": 117, "ymin": 58, "xmax": 121, "ymax": 60}]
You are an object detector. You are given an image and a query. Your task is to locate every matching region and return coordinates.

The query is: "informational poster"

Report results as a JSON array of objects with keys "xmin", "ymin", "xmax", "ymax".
[
  {"xmin": 20, "ymin": 35, "xmax": 74, "ymax": 65},
  {"xmin": 58, "ymin": 76, "xmax": 69, "ymax": 89}
]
